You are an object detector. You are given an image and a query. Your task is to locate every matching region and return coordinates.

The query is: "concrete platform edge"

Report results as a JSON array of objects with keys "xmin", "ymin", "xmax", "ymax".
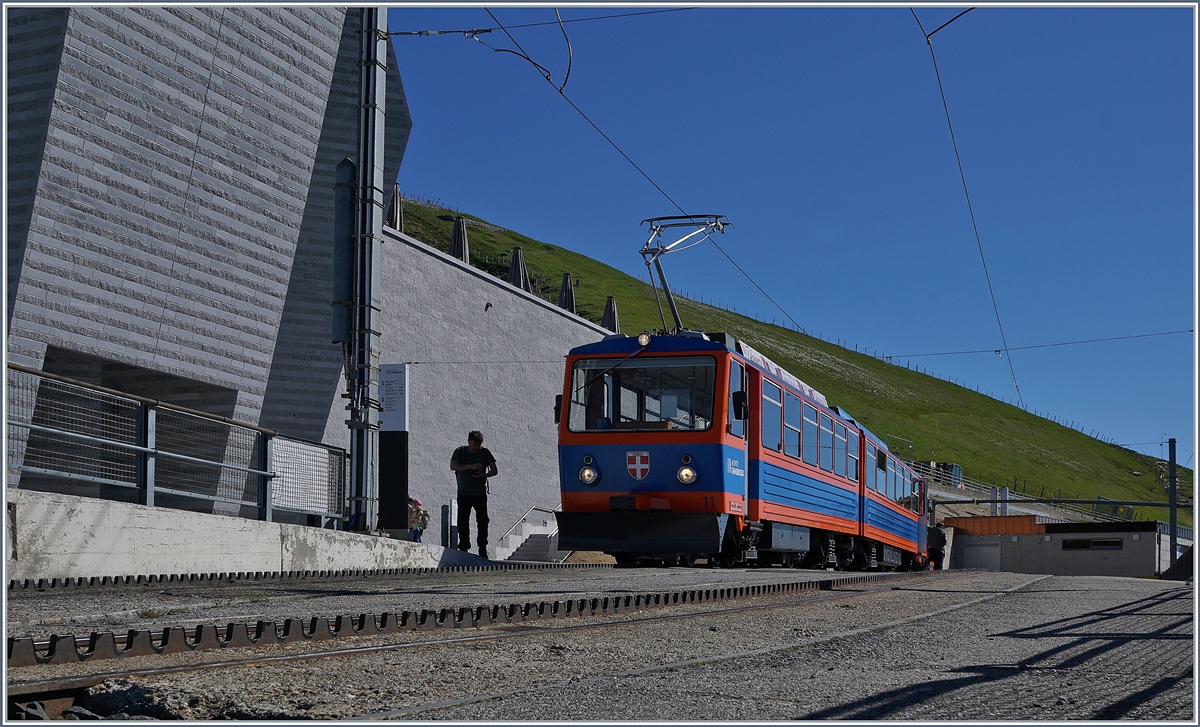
[{"xmin": 5, "ymin": 490, "xmax": 455, "ymax": 580}]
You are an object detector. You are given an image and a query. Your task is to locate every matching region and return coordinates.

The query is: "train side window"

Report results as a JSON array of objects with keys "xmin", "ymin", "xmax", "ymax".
[
  {"xmin": 819, "ymin": 413, "xmax": 834, "ymax": 472},
  {"xmin": 848, "ymin": 431, "xmax": 860, "ymax": 481},
  {"xmin": 876, "ymin": 449, "xmax": 888, "ymax": 498},
  {"xmin": 886, "ymin": 456, "xmax": 896, "ymax": 501},
  {"xmin": 865, "ymin": 444, "xmax": 877, "ymax": 490},
  {"xmin": 833, "ymin": 422, "xmax": 847, "ymax": 477},
  {"xmin": 761, "ymin": 380, "xmax": 783, "ymax": 452},
  {"xmin": 727, "ymin": 361, "xmax": 746, "ymax": 438},
  {"xmin": 783, "ymin": 392, "xmax": 801, "ymax": 458},
  {"xmin": 802, "ymin": 403, "xmax": 818, "ymax": 466}
]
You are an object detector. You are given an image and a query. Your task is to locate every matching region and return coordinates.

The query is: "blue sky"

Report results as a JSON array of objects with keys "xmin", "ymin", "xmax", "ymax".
[{"xmin": 388, "ymin": 4, "xmax": 1196, "ymax": 468}]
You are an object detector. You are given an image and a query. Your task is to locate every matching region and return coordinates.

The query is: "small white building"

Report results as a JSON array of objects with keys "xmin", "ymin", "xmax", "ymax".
[{"xmin": 946, "ymin": 516, "xmax": 1192, "ymax": 578}]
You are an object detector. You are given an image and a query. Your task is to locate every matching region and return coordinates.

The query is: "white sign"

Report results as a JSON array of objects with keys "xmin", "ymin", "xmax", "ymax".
[
  {"xmin": 737, "ymin": 342, "xmax": 828, "ymax": 407},
  {"xmin": 380, "ymin": 364, "xmax": 409, "ymax": 432}
]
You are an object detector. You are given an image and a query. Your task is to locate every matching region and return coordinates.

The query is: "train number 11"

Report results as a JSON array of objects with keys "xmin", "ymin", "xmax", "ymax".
[{"xmin": 702, "ymin": 495, "xmax": 716, "ymax": 509}]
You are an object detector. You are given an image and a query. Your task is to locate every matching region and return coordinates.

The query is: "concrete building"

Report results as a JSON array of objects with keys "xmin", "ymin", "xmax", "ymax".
[
  {"xmin": 946, "ymin": 516, "xmax": 1193, "ymax": 578},
  {"xmin": 8, "ymin": 6, "xmax": 408, "ymax": 413},
  {"xmin": 6, "ymin": 6, "xmax": 607, "ymax": 555}
]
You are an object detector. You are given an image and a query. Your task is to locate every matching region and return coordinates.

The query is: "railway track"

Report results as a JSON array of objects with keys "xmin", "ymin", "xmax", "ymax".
[
  {"xmin": 7, "ymin": 561, "xmax": 610, "ymax": 593},
  {"xmin": 7, "ymin": 570, "xmax": 954, "ymax": 718},
  {"xmin": 8, "ymin": 571, "xmax": 927, "ymax": 667}
]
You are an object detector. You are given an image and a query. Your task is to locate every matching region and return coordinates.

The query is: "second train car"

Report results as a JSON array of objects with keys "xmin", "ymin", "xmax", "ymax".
[{"xmin": 554, "ymin": 330, "xmax": 928, "ymax": 569}]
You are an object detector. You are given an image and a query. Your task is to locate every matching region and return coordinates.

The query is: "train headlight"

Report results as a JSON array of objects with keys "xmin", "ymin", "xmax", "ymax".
[
  {"xmin": 676, "ymin": 465, "xmax": 697, "ymax": 485},
  {"xmin": 637, "ymin": 332, "xmax": 651, "ymax": 347},
  {"xmin": 579, "ymin": 466, "xmax": 600, "ymax": 486}
]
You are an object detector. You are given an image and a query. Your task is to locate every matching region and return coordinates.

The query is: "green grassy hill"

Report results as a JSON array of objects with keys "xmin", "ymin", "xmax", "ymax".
[{"xmin": 399, "ymin": 200, "xmax": 1193, "ymax": 526}]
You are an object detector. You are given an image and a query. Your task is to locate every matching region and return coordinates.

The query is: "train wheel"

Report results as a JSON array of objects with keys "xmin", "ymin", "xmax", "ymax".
[{"xmin": 678, "ymin": 553, "xmax": 697, "ymax": 568}]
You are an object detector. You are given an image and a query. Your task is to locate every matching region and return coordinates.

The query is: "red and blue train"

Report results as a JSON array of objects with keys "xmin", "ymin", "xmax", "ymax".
[{"xmin": 554, "ymin": 330, "xmax": 929, "ymax": 569}]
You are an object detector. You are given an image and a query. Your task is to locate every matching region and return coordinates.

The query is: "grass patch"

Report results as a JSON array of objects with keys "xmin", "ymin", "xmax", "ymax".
[{"xmin": 398, "ymin": 201, "xmax": 1193, "ymax": 527}]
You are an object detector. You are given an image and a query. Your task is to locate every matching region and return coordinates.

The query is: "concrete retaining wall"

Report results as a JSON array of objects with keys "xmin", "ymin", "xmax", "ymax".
[
  {"xmin": 4, "ymin": 490, "xmax": 495, "ymax": 580},
  {"xmin": 366, "ymin": 230, "xmax": 608, "ymax": 548}
]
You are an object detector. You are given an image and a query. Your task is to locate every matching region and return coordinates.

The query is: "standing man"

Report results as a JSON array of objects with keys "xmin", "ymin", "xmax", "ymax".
[{"xmin": 450, "ymin": 430, "xmax": 498, "ymax": 558}]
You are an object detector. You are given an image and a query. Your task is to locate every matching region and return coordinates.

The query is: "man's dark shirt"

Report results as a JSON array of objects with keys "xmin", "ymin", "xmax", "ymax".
[{"xmin": 453, "ymin": 446, "xmax": 495, "ymax": 497}]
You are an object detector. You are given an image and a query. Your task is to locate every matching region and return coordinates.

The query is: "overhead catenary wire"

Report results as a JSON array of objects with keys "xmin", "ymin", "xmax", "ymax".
[
  {"xmin": 402, "ymin": 361, "xmax": 561, "ymax": 366},
  {"xmin": 910, "ymin": 8, "xmax": 1025, "ymax": 408},
  {"xmin": 391, "ymin": 7, "xmax": 697, "ymax": 36},
  {"xmin": 888, "ymin": 329, "xmax": 1194, "ymax": 359},
  {"xmin": 554, "ymin": 7, "xmax": 572, "ymax": 93},
  {"xmin": 479, "ymin": 8, "xmax": 819, "ymax": 342}
]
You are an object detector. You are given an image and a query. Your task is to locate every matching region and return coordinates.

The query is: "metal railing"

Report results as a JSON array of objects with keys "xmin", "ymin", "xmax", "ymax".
[
  {"xmin": 907, "ymin": 459, "xmax": 1131, "ymax": 523},
  {"xmin": 6, "ymin": 364, "xmax": 346, "ymax": 523},
  {"xmin": 497, "ymin": 504, "xmax": 561, "ymax": 545}
]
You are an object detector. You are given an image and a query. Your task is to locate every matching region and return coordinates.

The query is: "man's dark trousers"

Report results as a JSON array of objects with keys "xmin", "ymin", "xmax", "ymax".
[{"xmin": 457, "ymin": 495, "xmax": 489, "ymax": 551}]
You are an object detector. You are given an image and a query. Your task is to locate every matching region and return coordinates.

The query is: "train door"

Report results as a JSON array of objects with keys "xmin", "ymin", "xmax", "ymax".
[
  {"xmin": 855, "ymin": 427, "xmax": 866, "ymax": 540},
  {"xmin": 727, "ymin": 358, "xmax": 749, "ymax": 516},
  {"xmin": 916, "ymin": 478, "xmax": 928, "ymax": 560}
]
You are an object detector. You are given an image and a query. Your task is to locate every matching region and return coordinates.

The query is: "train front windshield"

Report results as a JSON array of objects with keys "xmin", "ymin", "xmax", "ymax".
[{"xmin": 568, "ymin": 356, "xmax": 716, "ymax": 432}]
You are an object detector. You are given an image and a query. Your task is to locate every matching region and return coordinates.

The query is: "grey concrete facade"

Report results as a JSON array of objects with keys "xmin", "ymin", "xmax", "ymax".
[
  {"xmin": 6, "ymin": 6, "xmax": 607, "ymax": 546},
  {"xmin": 375, "ymin": 229, "xmax": 608, "ymax": 548},
  {"xmin": 6, "ymin": 6, "xmax": 408, "ymax": 423}
]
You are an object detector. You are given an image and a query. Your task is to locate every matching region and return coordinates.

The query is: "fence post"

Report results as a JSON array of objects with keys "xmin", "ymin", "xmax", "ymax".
[
  {"xmin": 262, "ymin": 433, "xmax": 273, "ymax": 523},
  {"xmin": 138, "ymin": 404, "xmax": 156, "ymax": 507}
]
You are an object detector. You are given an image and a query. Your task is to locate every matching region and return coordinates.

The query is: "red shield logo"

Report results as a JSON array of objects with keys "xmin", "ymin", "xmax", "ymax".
[{"xmin": 626, "ymin": 451, "xmax": 650, "ymax": 480}]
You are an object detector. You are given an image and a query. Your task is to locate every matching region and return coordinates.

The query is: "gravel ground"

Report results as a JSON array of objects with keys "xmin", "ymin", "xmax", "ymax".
[
  {"xmin": 9, "ymin": 575, "xmax": 1190, "ymax": 724},
  {"xmin": 416, "ymin": 575, "xmax": 1193, "ymax": 721},
  {"xmin": 6, "ymin": 572, "xmax": 935, "ymax": 685},
  {"xmin": 10, "ymin": 573, "xmax": 1192, "ymax": 721},
  {"xmin": 6, "ymin": 566, "xmax": 851, "ymax": 639}
]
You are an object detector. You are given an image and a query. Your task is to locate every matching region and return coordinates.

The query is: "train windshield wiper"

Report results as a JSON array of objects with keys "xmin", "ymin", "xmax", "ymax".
[{"xmin": 576, "ymin": 347, "xmax": 644, "ymax": 396}]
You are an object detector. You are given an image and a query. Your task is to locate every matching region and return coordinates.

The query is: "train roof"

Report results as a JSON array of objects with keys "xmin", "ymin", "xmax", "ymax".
[
  {"xmin": 737, "ymin": 340, "xmax": 828, "ymax": 407},
  {"xmin": 832, "ymin": 405, "xmax": 888, "ymax": 453},
  {"xmin": 568, "ymin": 332, "xmax": 731, "ymax": 356}
]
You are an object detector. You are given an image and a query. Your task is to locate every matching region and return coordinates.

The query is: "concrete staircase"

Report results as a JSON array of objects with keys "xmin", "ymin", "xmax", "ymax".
[
  {"xmin": 507, "ymin": 532, "xmax": 569, "ymax": 563},
  {"xmin": 492, "ymin": 506, "xmax": 564, "ymax": 562}
]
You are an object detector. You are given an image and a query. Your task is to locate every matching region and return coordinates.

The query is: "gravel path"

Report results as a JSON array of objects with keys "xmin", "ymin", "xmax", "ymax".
[{"xmin": 9, "ymin": 573, "xmax": 1191, "ymax": 721}]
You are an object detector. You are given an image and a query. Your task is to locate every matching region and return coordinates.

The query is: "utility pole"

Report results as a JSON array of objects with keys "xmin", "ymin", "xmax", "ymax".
[
  {"xmin": 1169, "ymin": 437, "xmax": 1177, "ymax": 567},
  {"xmin": 346, "ymin": 7, "xmax": 387, "ymax": 532}
]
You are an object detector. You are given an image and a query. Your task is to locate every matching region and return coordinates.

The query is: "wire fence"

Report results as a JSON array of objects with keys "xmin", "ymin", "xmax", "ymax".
[
  {"xmin": 271, "ymin": 436, "xmax": 347, "ymax": 517},
  {"xmin": 7, "ymin": 373, "xmax": 141, "ymax": 491},
  {"xmin": 6, "ymin": 365, "xmax": 346, "ymax": 522}
]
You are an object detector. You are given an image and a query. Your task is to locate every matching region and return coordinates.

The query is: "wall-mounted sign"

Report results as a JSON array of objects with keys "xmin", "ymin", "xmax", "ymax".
[{"xmin": 380, "ymin": 364, "xmax": 409, "ymax": 432}]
